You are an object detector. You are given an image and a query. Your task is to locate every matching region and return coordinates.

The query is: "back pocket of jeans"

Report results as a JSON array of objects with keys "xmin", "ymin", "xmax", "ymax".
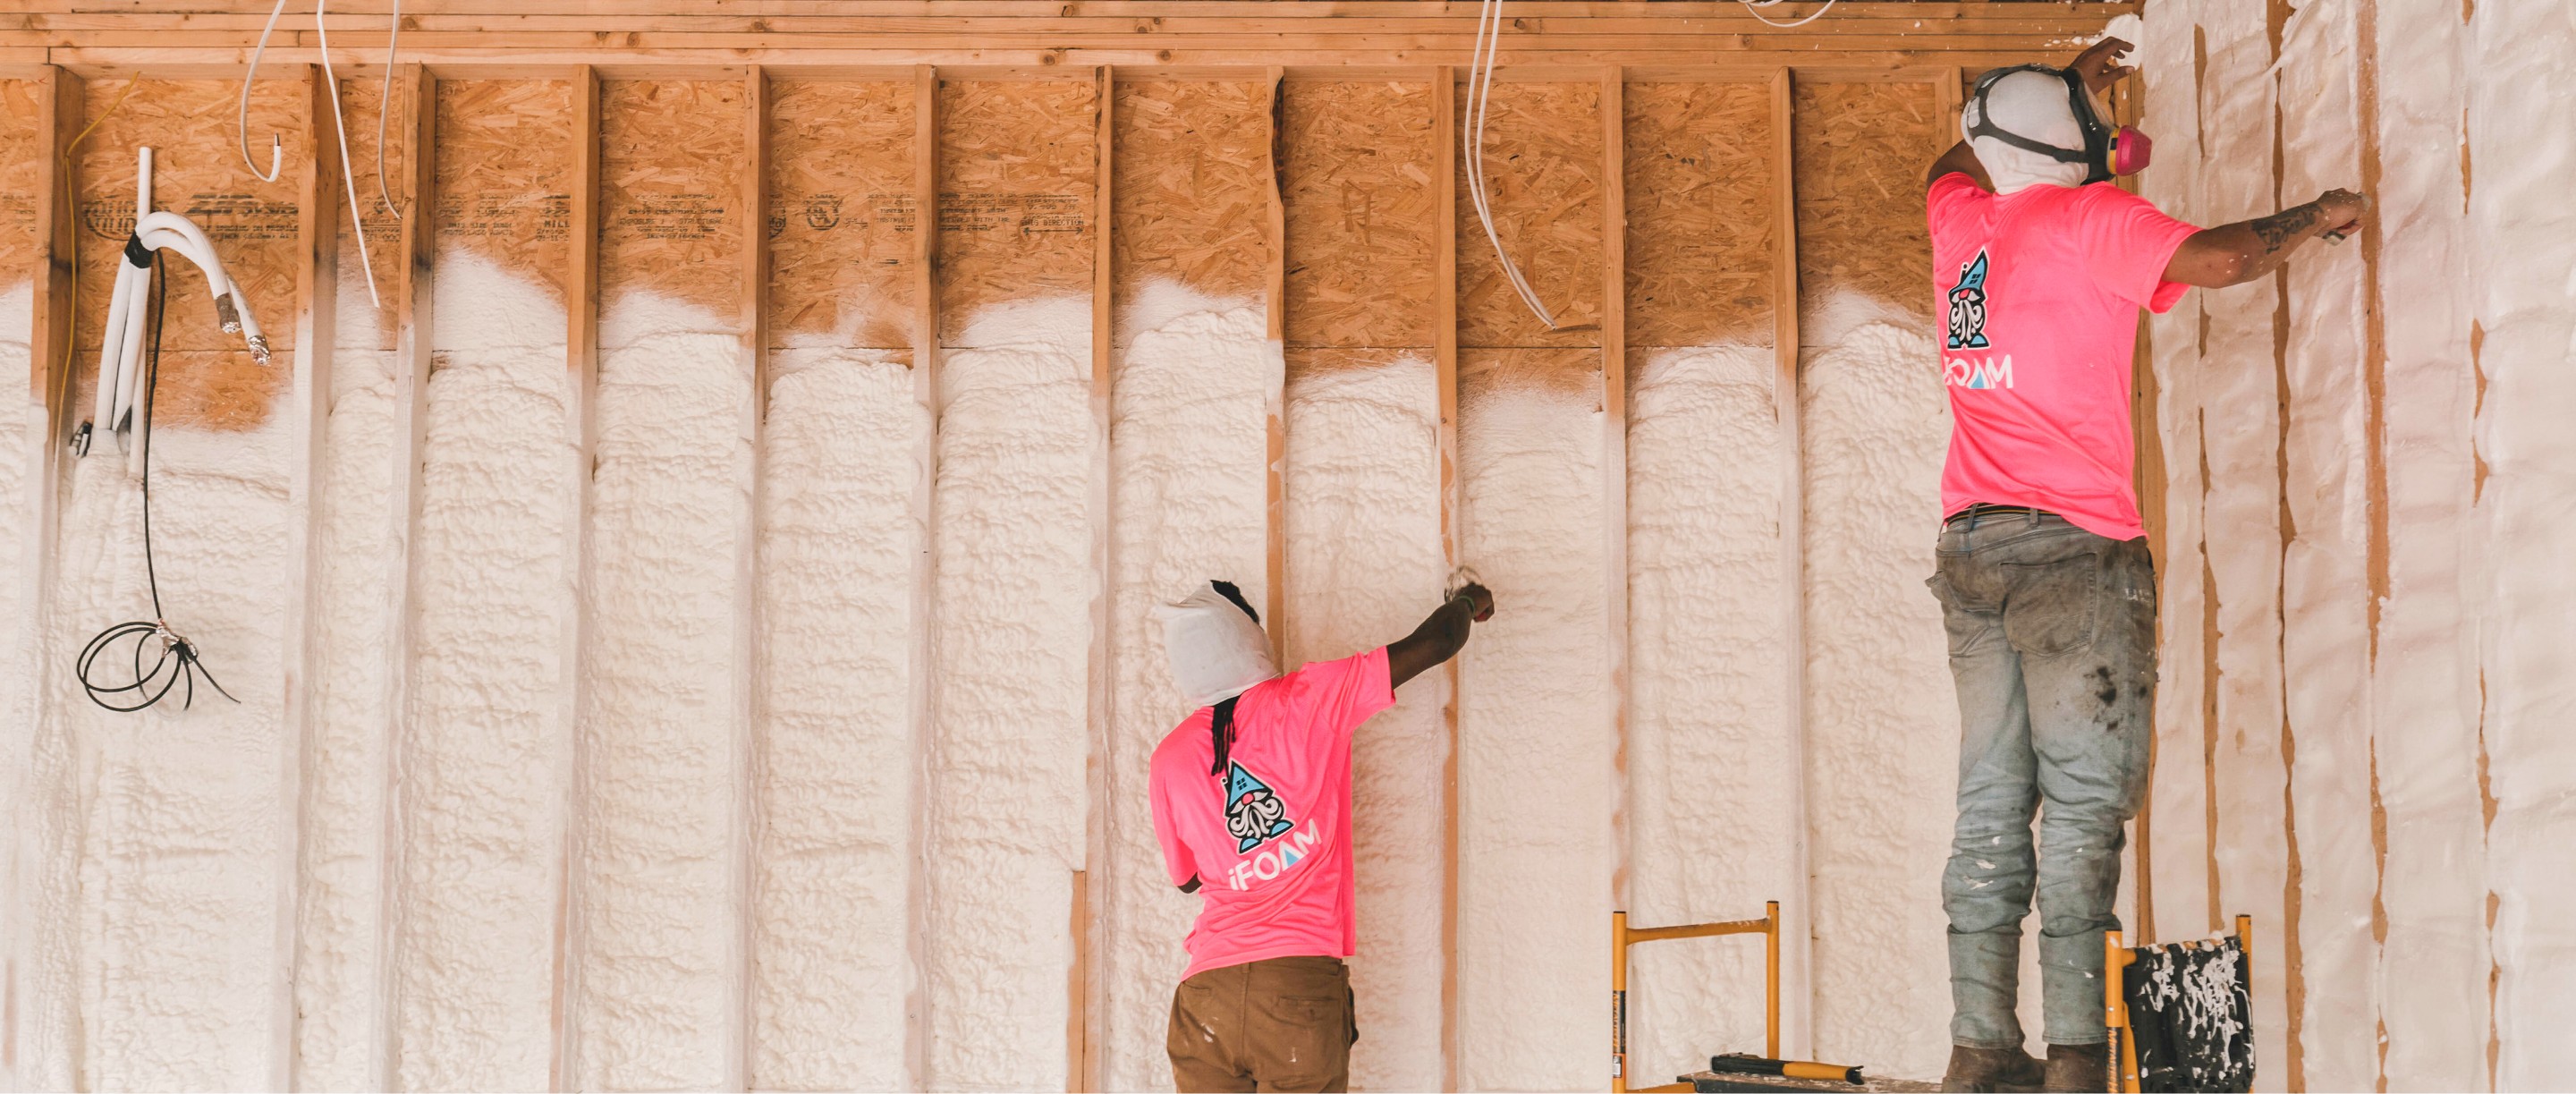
[{"xmin": 1999, "ymin": 551, "xmax": 2102, "ymax": 658}]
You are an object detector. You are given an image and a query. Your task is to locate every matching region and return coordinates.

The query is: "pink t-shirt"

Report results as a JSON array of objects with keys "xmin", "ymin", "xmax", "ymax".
[
  {"xmin": 1149, "ymin": 647, "xmax": 1394, "ymax": 981},
  {"xmin": 1927, "ymin": 174, "xmax": 2200, "ymax": 540}
]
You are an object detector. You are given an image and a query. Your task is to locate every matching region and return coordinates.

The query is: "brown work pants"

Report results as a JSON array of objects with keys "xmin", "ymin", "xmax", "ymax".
[{"xmin": 1166, "ymin": 955, "xmax": 1357, "ymax": 1093}]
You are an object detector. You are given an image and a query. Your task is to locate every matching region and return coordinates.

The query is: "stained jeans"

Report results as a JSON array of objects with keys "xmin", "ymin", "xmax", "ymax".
[{"xmin": 1926, "ymin": 511, "xmax": 2155, "ymax": 1049}]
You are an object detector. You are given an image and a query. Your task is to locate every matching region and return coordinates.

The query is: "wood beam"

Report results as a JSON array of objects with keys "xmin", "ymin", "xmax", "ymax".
[
  {"xmin": 731, "ymin": 62, "xmax": 770, "ymax": 1094},
  {"xmin": 6, "ymin": 64, "xmax": 81, "ymax": 1093},
  {"xmin": 275, "ymin": 59, "xmax": 343, "ymax": 1092},
  {"xmin": 901, "ymin": 60, "xmax": 939, "ymax": 1092},
  {"xmin": 1429, "ymin": 61, "xmax": 1460, "ymax": 1094},
  {"xmin": 373, "ymin": 62, "xmax": 434, "ymax": 1093},
  {"xmin": 548, "ymin": 61, "xmax": 601, "ymax": 1094},
  {"xmin": 1599, "ymin": 64, "xmax": 1629, "ymax": 920},
  {"xmin": 1072, "ymin": 60, "xmax": 1111, "ymax": 1094},
  {"xmin": 1262, "ymin": 64, "xmax": 1286, "ymax": 663},
  {"xmin": 1767, "ymin": 64, "xmax": 1812, "ymax": 1059}
]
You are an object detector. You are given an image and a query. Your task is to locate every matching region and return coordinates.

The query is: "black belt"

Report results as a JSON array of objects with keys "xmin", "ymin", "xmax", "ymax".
[{"xmin": 1945, "ymin": 502, "xmax": 2059, "ymax": 528}]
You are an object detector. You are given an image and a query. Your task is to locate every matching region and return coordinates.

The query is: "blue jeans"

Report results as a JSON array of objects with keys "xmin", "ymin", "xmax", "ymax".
[{"xmin": 1927, "ymin": 511, "xmax": 2156, "ymax": 1048}]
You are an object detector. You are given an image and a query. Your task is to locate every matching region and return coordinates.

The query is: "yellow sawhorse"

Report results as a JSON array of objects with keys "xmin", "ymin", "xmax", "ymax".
[{"xmin": 1612, "ymin": 902, "xmax": 1781, "ymax": 1094}]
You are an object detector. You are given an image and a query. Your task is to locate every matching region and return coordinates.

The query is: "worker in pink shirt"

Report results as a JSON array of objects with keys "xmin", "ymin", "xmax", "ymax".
[
  {"xmin": 1922, "ymin": 38, "xmax": 2366, "ymax": 1093},
  {"xmin": 1149, "ymin": 578, "xmax": 1493, "ymax": 1093}
]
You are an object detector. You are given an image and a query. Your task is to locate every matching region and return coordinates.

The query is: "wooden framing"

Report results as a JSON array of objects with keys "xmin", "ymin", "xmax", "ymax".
[
  {"xmin": 5, "ymin": 64, "xmax": 80, "ymax": 1093},
  {"xmin": 1074, "ymin": 61, "xmax": 1112, "ymax": 1094},
  {"xmin": 549, "ymin": 61, "xmax": 601, "ymax": 1094},
  {"xmin": 1262, "ymin": 65, "xmax": 1287, "ymax": 662},
  {"xmin": 1428, "ymin": 62, "xmax": 1462, "ymax": 1092},
  {"xmin": 731, "ymin": 63, "xmax": 770, "ymax": 1094},
  {"xmin": 1599, "ymin": 63, "xmax": 1629, "ymax": 916},
  {"xmin": 275, "ymin": 60, "xmax": 341, "ymax": 1092},
  {"xmin": 1767, "ymin": 64, "xmax": 1811, "ymax": 1058},
  {"xmin": 900, "ymin": 60, "xmax": 938, "ymax": 1092},
  {"xmin": 374, "ymin": 62, "xmax": 434, "ymax": 1092}
]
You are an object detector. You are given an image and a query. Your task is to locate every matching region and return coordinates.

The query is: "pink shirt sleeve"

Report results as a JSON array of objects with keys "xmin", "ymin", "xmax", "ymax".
[
  {"xmin": 1150, "ymin": 756, "xmax": 1199, "ymax": 886},
  {"xmin": 2075, "ymin": 185, "xmax": 2203, "ymax": 314},
  {"xmin": 1283, "ymin": 646, "xmax": 1397, "ymax": 752},
  {"xmin": 1926, "ymin": 173, "xmax": 1987, "ymax": 240}
]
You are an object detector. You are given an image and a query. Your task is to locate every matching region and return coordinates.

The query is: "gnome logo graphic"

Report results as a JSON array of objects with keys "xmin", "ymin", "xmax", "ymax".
[
  {"xmin": 1946, "ymin": 249, "xmax": 1992, "ymax": 350},
  {"xmin": 1224, "ymin": 762, "xmax": 1297, "ymax": 853}
]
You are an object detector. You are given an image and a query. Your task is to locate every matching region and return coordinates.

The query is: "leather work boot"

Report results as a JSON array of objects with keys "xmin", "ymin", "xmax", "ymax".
[
  {"xmin": 2042, "ymin": 1042, "xmax": 2112, "ymax": 1092},
  {"xmin": 1941, "ymin": 1045, "xmax": 2044, "ymax": 1092}
]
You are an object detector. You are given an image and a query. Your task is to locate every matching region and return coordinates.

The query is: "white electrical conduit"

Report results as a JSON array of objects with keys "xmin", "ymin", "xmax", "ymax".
[
  {"xmin": 1464, "ymin": 0, "xmax": 1561, "ymax": 330},
  {"xmin": 239, "ymin": 0, "xmax": 394, "ymax": 309},
  {"xmin": 90, "ymin": 147, "xmax": 271, "ymax": 475}
]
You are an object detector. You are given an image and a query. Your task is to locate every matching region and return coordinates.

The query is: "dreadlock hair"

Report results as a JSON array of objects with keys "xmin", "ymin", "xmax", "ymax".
[{"xmin": 1207, "ymin": 580, "xmax": 1259, "ymax": 777}]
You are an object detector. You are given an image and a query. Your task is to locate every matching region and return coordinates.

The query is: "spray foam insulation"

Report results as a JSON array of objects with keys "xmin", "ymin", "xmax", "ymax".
[
  {"xmin": 3, "ymin": 76, "xmax": 40, "ymax": 842},
  {"xmin": 1455, "ymin": 348, "xmax": 1612, "ymax": 1090},
  {"xmin": 767, "ymin": 78, "xmax": 915, "ymax": 353},
  {"xmin": 1281, "ymin": 80, "xmax": 1435, "ymax": 351},
  {"xmin": 1792, "ymin": 79, "xmax": 1957, "ymax": 1081},
  {"xmin": 755, "ymin": 76, "xmax": 924, "ymax": 1092},
  {"xmin": 579, "ymin": 75, "xmax": 754, "ymax": 1092},
  {"xmin": 2362, "ymin": 0, "xmax": 2488, "ymax": 1085},
  {"xmin": 2274, "ymin": 6, "xmax": 2377, "ymax": 1087},
  {"xmin": 921, "ymin": 73, "xmax": 1097, "ymax": 1091},
  {"xmin": 19, "ymin": 73, "xmax": 313, "ymax": 1090},
  {"xmin": 396, "ymin": 76, "xmax": 572, "ymax": 1091},
  {"xmin": 70, "ymin": 77, "xmax": 308, "ymax": 431},
  {"xmin": 1098, "ymin": 76, "xmax": 1278, "ymax": 1091},
  {"xmin": 1619, "ymin": 76, "xmax": 1789, "ymax": 1085},
  {"xmin": 1454, "ymin": 81, "xmax": 1605, "ymax": 349},
  {"xmin": 291, "ymin": 72, "xmax": 412, "ymax": 1092}
]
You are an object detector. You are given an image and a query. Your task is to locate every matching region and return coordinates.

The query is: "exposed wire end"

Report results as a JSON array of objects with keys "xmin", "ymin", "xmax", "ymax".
[
  {"xmin": 247, "ymin": 333, "xmax": 272, "ymax": 367},
  {"xmin": 215, "ymin": 293, "xmax": 243, "ymax": 335}
]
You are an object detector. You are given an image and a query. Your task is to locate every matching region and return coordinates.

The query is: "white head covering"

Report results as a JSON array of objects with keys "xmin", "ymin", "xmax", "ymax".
[
  {"xmin": 1963, "ymin": 68, "xmax": 2092, "ymax": 194},
  {"xmin": 1155, "ymin": 582, "xmax": 1278, "ymax": 708}
]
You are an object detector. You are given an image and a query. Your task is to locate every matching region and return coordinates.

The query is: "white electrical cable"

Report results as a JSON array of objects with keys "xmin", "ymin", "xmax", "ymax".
[
  {"xmin": 1737, "ymin": 0, "xmax": 1838, "ymax": 30},
  {"xmin": 1463, "ymin": 0, "xmax": 1560, "ymax": 330},
  {"xmin": 86, "ymin": 147, "xmax": 273, "ymax": 464},
  {"xmin": 375, "ymin": 0, "xmax": 403, "ymax": 218},
  {"xmin": 237, "ymin": 0, "xmax": 389, "ymax": 307},
  {"xmin": 238, "ymin": 0, "xmax": 291, "ymax": 182},
  {"xmin": 313, "ymin": 0, "xmax": 386, "ymax": 308}
]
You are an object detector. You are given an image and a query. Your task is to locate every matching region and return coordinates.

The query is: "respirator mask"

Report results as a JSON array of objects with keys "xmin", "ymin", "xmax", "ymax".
[{"xmin": 1965, "ymin": 64, "xmax": 2151, "ymax": 184}]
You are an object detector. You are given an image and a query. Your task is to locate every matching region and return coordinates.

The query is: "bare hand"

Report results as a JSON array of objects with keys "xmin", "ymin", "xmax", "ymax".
[
  {"xmin": 2314, "ymin": 187, "xmax": 2370, "ymax": 240},
  {"xmin": 1454, "ymin": 582, "xmax": 1496, "ymax": 623},
  {"xmin": 2069, "ymin": 37, "xmax": 2136, "ymax": 95}
]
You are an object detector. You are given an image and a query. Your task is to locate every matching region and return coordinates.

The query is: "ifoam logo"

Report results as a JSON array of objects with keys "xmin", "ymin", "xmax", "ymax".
[
  {"xmin": 1945, "ymin": 354, "xmax": 2015, "ymax": 390},
  {"xmin": 1945, "ymin": 249, "xmax": 1993, "ymax": 350},
  {"xmin": 1226, "ymin": 818, "xmax": 1324, "ymax": 891},
  {"xmin": 1223, "ymin": 761, "xmax": 1297, "ymax": 852}
]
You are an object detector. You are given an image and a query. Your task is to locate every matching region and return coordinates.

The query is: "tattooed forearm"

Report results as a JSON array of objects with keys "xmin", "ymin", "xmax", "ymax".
[{"xmin": 2250, "ymin": 202, "xmax": 2322, "ymax": 253}]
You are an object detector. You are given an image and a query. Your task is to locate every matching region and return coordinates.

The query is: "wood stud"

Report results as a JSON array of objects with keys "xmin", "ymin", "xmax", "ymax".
[
  {"xmin": 733, "ymin": 62, "xmax": 770, "ymax": 1094},
  {"xmin": 276, "ymin": 61, "xmax": 341, "ymax": 1091},
  {"xmin": 550, "ymin": 61, "xmax": 602, "ymax": 1094},
  {"xmin": 1600, "ymin": 63, "xmax": 1630, "ymax": 917},
  {"xmin": 1429, "ymin": 62, "xmax": 1462, "ymax": 1093},
  {"xmin": 901, "ymin": 61, "xmax": 938, "ymax": 1092},
  {"xmin": 1767, "ymin": 64, "xmax": 1811, "ymax": 1059},
  {"xmin": 1075, "ymin": 60, "xmax": 1112, "ymax": 1094}
]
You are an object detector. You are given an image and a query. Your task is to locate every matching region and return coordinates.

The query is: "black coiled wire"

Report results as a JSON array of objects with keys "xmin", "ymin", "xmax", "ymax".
[{"xmin": 76, "ymin": 254, "xmax": 236, "ymax": 713}]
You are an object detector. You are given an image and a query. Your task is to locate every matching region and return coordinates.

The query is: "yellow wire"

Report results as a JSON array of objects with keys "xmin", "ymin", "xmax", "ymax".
[{"xmin": 52, "ymin": 74, "xmax": 147, "ymax": 422}]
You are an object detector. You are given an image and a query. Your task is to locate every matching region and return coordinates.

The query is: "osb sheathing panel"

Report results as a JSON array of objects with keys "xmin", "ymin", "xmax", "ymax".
[
  {"xmin": 336, "ymin": 74, "xmax": 407, "ymax": 352},
  {"xmin": 1792, "ymin": 81, "xmax": 1939, "ymax": 322},
  {"xmin": 1280, "ymin": 80, "xmax": 1433, "ymax": 350},
  {"xmin": 936, "ymin": 77, "xmax": 1096, "ymax": 343},
  {"xmin": 436, "ymin": 79, "xmax": 572, "ymax": 300},
  {"xmin": 1455, "ymin": 81, "xmax": 1604, "ymax": 350},
  {"xmin": 1111, "ymin": 78, "xmax": 1268, "ymax": 341},
  {"xmin": 2, "ymin": 80, "xmax": 40, "ymax": 288},
  {"xmin": 1623, "ymin": 81, "xmax": 1775, "ymax": 350},
  {"xmin": 1284, "ymin": 345, "xmax": 1419, "ymax": 382},
  {"xmin": 72, "ymin": 77, "xmax": 306, "ymax": 430},
  {"xmin": 600, "ymin": 79, "xmax": 746, "ymax": 320},
  {"xmin": 768, "ymin": 78, "xmax": 913, "ymax": 352},
  {"xmin": 1461, "ymin": 346, "xmax": 1600, "ymax": 401}
]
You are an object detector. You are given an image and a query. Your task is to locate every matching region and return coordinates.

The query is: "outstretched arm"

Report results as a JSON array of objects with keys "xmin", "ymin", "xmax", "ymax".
[
  {"xmin": 2162, "ymin": 189, "xmax": 2369, "ymax": 287},
  {"xmin": 1386, "ymin": 583, "xmax": 1495, "ymax": 689}
]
